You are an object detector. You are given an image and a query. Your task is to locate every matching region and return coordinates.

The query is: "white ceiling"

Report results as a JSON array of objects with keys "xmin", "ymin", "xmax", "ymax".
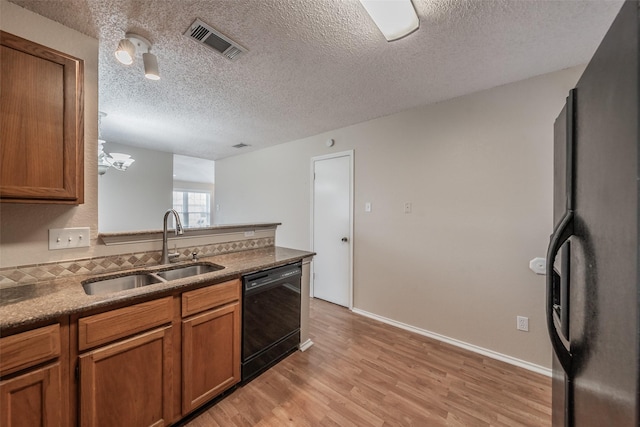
[{"xmin": 10, "ymin": 0, "xmax": 623, "ymax": 161}]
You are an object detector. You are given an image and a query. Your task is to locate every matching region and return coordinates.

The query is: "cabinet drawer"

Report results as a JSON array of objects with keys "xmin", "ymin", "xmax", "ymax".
[
  {"xmin": 78, "ymin": 297, "xmax": 173, "ymax": 351},
  {"xmin": 182, "ymin": 279, "xmax": 240, "ymax": 318},
  {"xmin": 0, "ymin": 324, "xmax": 61, "ymax": 377}
]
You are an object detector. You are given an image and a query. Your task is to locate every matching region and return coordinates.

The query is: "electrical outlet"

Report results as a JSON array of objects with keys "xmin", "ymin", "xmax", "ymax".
[{"xmin": 517, "ymin": 316, "xmax": 529, "ymax": 332}]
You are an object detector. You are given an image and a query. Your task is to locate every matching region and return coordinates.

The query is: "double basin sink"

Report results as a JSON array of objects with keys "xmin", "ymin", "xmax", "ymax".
[{"xmin": 81, "ymin": 262, "xmax": 224, "ymax": 296}]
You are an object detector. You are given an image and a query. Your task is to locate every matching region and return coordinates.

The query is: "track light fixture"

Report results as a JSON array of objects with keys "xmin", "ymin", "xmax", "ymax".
[
  {"xmin": 115, "ymin": 38, "xmax": 135, "ymax": 65},
  {"xmin": 142, "ymin": 52, "xmax": 160, "ymax": 80},
  {"xmin": 115, "ymin": 32, "xmax": 160, "ymax": 80}
]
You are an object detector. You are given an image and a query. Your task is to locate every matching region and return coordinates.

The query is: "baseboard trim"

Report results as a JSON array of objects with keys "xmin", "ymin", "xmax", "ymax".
[
  {"xmin": 351, "ymin": 307, "xmax": 552, "ymax": 377},
  {"xmin": 299, "ymin": 339, "xmax": 314, "ymax": 352}
]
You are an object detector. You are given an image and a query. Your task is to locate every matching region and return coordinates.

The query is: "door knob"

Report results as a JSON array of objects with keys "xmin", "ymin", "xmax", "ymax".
[{"xmin": 341, "ymin": 237, "xmax": 348, "ymax": 242}]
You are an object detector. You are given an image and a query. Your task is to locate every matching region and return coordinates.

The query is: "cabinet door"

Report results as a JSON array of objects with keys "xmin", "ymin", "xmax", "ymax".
[
  {"xmin": 79, "ymin": 327, "xmax": 172, "ymax": 427},
  {"xmin": 0, "ymin": 362, "xmax": 61, "ymax": 427},
  {"xmin": 182, "ymin": 302, "xmax": 240, "ymax": 413},
  {"xmin": 0, "ymin": 31, "xmax": 83, "ymax": 204}
]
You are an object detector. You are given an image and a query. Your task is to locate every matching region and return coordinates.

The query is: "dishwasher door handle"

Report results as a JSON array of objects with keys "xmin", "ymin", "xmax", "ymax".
[{"xmin": 245, "ymin": 272, "xmax": 302, "ymax": 294}]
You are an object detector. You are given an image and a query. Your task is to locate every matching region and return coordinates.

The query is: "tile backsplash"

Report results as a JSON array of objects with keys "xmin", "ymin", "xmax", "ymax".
[{"xmin": 0, "ymin": 237, "xmax": 274, "ymax": 287}]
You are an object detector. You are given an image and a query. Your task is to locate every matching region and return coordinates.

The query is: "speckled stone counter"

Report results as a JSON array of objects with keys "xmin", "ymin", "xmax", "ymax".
[{"xmin": 0, "ymin": 247, "xmax": 313, "ymax": 330}]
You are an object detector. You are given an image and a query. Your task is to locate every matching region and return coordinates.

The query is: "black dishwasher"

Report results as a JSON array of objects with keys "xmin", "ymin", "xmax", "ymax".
[{"xmin": 241, "ymin": 262, "xmax": 301, "ymax": 382}]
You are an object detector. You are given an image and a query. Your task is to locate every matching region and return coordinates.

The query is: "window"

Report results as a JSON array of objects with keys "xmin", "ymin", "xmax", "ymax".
[{"xmin": 173, "ymin": 190, "xmax": 211, "ymax": 228}]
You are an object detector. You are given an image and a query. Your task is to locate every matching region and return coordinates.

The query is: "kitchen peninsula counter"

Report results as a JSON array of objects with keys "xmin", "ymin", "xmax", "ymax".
[{"xmin": 0, "ymin": 246, "xmax": 313, "ymax": 330}]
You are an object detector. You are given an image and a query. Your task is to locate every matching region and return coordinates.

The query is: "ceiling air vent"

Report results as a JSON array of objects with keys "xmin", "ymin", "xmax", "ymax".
[
  {"xmin": 185, "ymin": 18, "xmax": 247, "ymax": 60},
  {"xmin": 232, "ymin": 143, "xmax": 250, "ymax": 149}
]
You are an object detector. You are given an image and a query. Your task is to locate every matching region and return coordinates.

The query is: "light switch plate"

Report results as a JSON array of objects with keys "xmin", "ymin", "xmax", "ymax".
[{"xmin": 49, "ymin": 227, "xmax": 90, "ymax": 250}]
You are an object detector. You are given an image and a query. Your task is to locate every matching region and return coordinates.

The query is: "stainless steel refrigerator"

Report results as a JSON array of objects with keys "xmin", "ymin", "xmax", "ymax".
[{"xmin": 546, "ymin": 1, "xmax": 638, "ymax": 425}]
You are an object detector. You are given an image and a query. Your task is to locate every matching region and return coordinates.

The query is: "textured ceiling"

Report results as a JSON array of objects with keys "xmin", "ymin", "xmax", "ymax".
[{"xmin": 9, "ymin": 0, "xmax": 624, "ymax": 160}]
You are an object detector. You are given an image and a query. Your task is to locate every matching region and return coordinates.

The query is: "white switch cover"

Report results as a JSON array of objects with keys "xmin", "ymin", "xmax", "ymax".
[
  {"xmin": 404, "ymin": 202, "xmax": 412, "ymax": 214},
  {"xmin": 365, "ymin": 202, "xmax": 372, "ymax": 212},
  {"xmin": 49, "ymin": 227, "xmax": 90, "ymax": 250},
  {"xmin": 529, "ymin": 257, "xmax": 546, "ymax": 275}
]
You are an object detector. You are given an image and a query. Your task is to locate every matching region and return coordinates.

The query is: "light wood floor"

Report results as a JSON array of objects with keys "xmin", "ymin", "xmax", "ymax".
[{"xmin": 185, "ymin": 298, "xmax": 551, "ymax": 426}]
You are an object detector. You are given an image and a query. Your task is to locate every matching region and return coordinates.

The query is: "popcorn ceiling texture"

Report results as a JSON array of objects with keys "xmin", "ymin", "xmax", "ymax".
[
  {"xmin": 8, "ymin": 0, "xmax": 623, "ymax": 160},
  {"xmin": 0, "ymin": 236, "xmax": 274, "ymax": 287}
]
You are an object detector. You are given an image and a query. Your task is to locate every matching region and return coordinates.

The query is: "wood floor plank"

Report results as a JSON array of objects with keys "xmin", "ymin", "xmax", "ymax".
[{"xmin": 185, "ymin": 298, "xmax": 551, "ymax": 426}]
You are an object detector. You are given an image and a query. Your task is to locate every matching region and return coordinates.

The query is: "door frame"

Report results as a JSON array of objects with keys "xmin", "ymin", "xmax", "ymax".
[{"xmin": 309, "ymin": 150, "xmax": 354, "ymax": 309}]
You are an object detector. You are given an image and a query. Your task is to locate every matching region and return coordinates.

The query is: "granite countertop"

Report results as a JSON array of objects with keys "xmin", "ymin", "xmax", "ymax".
[{"xmin": 0, "ymin": 247, "xmax": 314, "ymax": 330}]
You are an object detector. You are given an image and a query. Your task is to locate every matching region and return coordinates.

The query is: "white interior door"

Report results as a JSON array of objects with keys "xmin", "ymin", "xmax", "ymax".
[{"xmin": 312, "ymin": 152, "xmax": 352, "ymax": 307}]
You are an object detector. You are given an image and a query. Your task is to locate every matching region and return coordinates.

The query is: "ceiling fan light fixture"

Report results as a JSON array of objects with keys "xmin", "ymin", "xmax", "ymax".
[
  {"xmin": 97, "ymin": 112, "xmax": 136, "ymax": 175},
  {"xmin": 97, "ymin": 140, "xmax": 111, "ymax": 176},
  {"xmin": 115, "ymin": 38, "xmax": 135, "ymax": 64},
  {"xmin": 359, "ymin": 0, "xmax": 420, "ymax": 42},
  {"xmin": 107, "ymin": 152, "xmax": 135, "ymax": 171},
  {"xmin": 143, "ymin": 52, "xmax": 160, "ymax": 80}
]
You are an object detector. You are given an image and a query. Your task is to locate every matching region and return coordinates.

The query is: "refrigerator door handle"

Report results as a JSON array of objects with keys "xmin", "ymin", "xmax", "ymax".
[{"xmin": 546, "ymin": 210, "xmax": 574, "ymax": 376}]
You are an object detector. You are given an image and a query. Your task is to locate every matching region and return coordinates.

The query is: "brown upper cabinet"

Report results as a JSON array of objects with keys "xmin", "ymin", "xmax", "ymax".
[{"xmin": 0, "ymin": 31, "xmax": 84, "ymax": 204}]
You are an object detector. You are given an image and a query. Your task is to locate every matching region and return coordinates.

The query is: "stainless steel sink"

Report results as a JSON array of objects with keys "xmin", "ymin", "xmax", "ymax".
[
  {"xmin": 82, "ymin": 273, "xmax": 163, "ymax": 295},
  {"xmin": 156, "ymin": 262, "xmax": 224, "ymax": 281},
  {"xmin": 81, "ymin": 262, "xmax": 224, "ymax": 295}
]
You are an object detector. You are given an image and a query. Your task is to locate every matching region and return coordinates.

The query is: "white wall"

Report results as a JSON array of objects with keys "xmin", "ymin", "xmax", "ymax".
[
  {"xmin": 99, "ymin": 142, "xmax": 173, "ymax": 232},
  {"xmin": 215, "ymin": 66, "xmax": 585, "ymax": 369}
]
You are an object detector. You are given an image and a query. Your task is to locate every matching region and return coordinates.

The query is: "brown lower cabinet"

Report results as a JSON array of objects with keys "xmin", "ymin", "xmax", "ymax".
[
  {"xmin": 0, "ymin": 322, "xmax": 66, "ymax": 427},
  {"xmin": 0, "ymin": 362, "xmax": 62, "ymax": 427},
  {"xmin": 182, "ymin": 301, "xmax": 241, "ymax": 413},
  {"xmin": 78, "ymin": 327, "xmax": 173, "ymax": 427},
  {"xmin": 72, "ymin": 279, "xmax": 241, "ymax": 427},
  {"xmin": 0, "ymin": 279, "xmax": 242, "ymax": 426}
]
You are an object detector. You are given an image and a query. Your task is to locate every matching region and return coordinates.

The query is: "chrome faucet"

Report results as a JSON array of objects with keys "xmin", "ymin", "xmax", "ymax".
[{"xmin": 161, "ymin": 209, "xmax": 184, "ymax": 264}]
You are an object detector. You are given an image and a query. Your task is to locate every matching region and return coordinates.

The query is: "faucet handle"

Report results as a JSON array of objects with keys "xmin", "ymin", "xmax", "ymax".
[{"xmin": 168, "ymin": 244, "xmax": 181, "ymax": 262}]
